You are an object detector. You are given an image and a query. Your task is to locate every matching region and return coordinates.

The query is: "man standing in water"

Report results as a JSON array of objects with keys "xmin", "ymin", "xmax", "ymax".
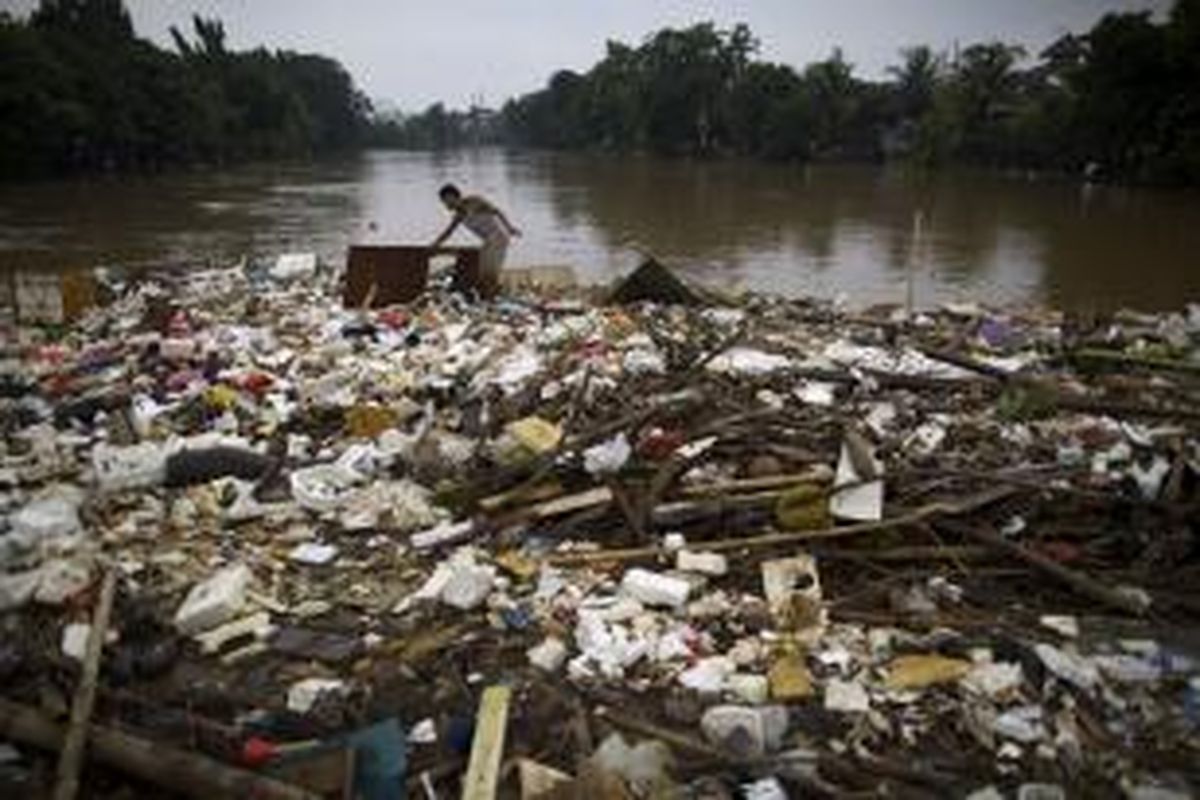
[{"xmin": 430, "ymin": 183, "xmax": 520, "ymax": 297}]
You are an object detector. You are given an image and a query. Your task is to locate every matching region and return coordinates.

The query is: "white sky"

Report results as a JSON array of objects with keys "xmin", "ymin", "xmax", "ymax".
[{"xmin": 2, "ymin": 0, "xmax": 1171, "ymax": 111}]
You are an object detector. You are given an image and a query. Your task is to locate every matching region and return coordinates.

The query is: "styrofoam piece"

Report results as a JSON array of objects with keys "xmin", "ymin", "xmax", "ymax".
[
  {"xmin": 830, "ymin": 439, "xmax": 884, "ymax": 522},
  {"xmin": 676, "ymin": 550, "xmax": 728, "ymax": 576},
  {"xmin": 286, "ymin": 678, "xmax": 345, "ymax": 714},
  {"xmin": 824, "ymin": 679, "xmax": 870, "ymax": 713},
  {"xmin": 271, "ymin": 252, "xmax": 318, "ymax": 281},
  {"xmin": 727, "ymin": 674, "xmax": 770, "ymax": 705},
  {"xmin": 194, "ymin": 611, "xmax": 274, "ymax": 655},
  {"xmin": 527, "ymin": 637, "xmax": 569, "ymax": 672},
  {"xmin": 623, "ymin": 348, "xmax": 666, "ymax": 375},
  {"xmin": 160, "ymin": 337, "xmax": 196, "ymax": 361},
  {"xmin": 571, "ymin": 614, "xmax": 649, "ymax": 679},
  {"xmin": 1039, "ymin": 615, "xmax": 1079, "ymax": 638},
  {"xmin": 794, "ymin": 382, "xmax": 836, "ymax": 406},
  {"xmin": 440, "ymin": 562, "xmax": 495, "ymax": 610},
  {"xmin": 288, "ymin": 543, "xmax": 339, "ymax": 565},
  {"xmin": 743, "ymin": 777, "xmax": 788, "ymax": 800},
  {"xmin": 993, "ymin": 705, "xmax": 1045, "ymax": 743},
  {"xmin": 290, "ymin": 464, "xmax": 361, "ymax": 512},
  {"xmin": 963, "ymin": 661, "xmax": 1025, "ymax": 699},
  {"xmin": 621, "ymin": 568, "xmax": 691, "ymax": 608},
  {"xmin": 678, "ymin": 657, "xmax": 735, "ymax": 693},
  {"xmin": 408, "ymin": 718, "xmax": 438, "ymax": 745},
  {"xmin": 61, "ymin": 622, "xmax": 91, "ymax": 662},
  {"xmin": 591, "ymin": 734, "xmax": 673, "ymax": 793},
  {"xmin": 92, "ymin": 442, "xmax": 169, "ymax": 492},
  {"xmin": 1093, "ymin": 654, "xmax": 1162, "ymax": 684},
  {"xmin": 174, "ymin": 563, "xmax": 252, "ymax": 635},
  {"xmin": 1034, "ymin": 643, "xmax": 1099, "ymax": 691},
  {"xmin": 411, "ymin": 519, "xmax": 473, "ymax": 550},
  {"xmin": 700, "ymin": 705, "xmax": 789, "ymax": 759},
  {"xmin": 583, "ymin": 433, "xmax": 632, "ymax": 476},
  {"xmin": 761, "ymin": 554, "xmax": 826, "ymax": 644},
  {"xmin": 706, "ymin": 347, "xmax": 791, "ymax": 376},
  {"xmin": 662, "ymin": 533, "xmax": 687, "ymax": 552}
]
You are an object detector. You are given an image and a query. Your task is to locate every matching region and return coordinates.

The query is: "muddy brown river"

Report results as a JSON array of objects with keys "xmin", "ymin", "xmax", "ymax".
[{"xmin": 2, "ymin": 149, "xmax": 1199, "ymax": 311}]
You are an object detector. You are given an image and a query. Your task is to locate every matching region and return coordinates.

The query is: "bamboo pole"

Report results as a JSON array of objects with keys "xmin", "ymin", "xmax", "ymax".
[
  {"xmin": 53, "ymin": 569, "xmax": 116, "ymax": 800},
  {"xmin": 0, "ymin": 698, "xmax": 317, "ymax": 800}
]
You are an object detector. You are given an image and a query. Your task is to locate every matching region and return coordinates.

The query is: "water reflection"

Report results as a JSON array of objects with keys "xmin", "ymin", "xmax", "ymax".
[
  {"xmin": 0, "ymin": 149, "xmax": 1197, "ymax": 311},
  {"xmin": 0, "ymin": 159, "xmax": 369, "ymax": 271}
]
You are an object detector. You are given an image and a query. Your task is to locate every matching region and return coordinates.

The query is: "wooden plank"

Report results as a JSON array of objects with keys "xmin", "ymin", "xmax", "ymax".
[
  {"xmin": 0, "ymin": 698, "xmax": 317, "ymax": 800},
  {"xmin": 529, "ymin": 486, "xmax": 613, "ymax": 520},
  {"xmin": 548, "ymin": 485, "xmax": 1018, "ymax": 566},
  {"xmin": 460, "ymin": 685, "xmax": 512, "ymax": 800},
  {"xmin": 53, "ymin": 569, "xmax": 116, "ymax": 800}
]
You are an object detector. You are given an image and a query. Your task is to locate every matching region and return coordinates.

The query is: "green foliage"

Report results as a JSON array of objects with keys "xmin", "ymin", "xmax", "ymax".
[
  {"xmin": 6, "ymin": 0, "xmax": 1199, "ymax": 185},
  {"xmin": 497, "ymin": 3, "xmax": 1200, "ymax": 184},
  {"xmin": 995, "ymin": 383, "xmax": 1059, "ymax": 422},
  {"xmin": 0, "ymin": 0, "xmax": 370, "ymax": 178},
  {"xmin": 367, "ymin": 103, "xmax": 502, "ymax": 149}
]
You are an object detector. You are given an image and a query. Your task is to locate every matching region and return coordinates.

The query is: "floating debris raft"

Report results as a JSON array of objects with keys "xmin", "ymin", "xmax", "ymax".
[{"xmin": 0, "ymin": 258, "xmax": 1197, "ymax": 798}]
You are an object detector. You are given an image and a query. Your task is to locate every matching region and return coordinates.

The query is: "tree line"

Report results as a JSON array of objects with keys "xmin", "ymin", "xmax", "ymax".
[
  {"xmin": 0, "ymin": 0, "xmax": 371, "ymax": 178},
  {"xmin": 498, "ymin": 0, "xmax": 1200, "ymax": 185},
  {"xmin": 5, "ymin": 0, "xmax": 1198, "ymax": 186},
  {"xmin": 365, "ymin": 104, "xmax": 502, "ymax": 150}
]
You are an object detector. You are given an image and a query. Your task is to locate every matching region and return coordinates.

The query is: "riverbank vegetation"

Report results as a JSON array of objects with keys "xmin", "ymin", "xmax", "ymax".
[
  {"xmin": 3, "ymin": 0, "xmax": 1198, "ymax": 186},
  {"xmin": 495, "ymin": 0, "xmax": 1200, "ymax": 185},
  {"xmin": 0, "ymin": 0, "xmax": 370, "ymax": 178}
]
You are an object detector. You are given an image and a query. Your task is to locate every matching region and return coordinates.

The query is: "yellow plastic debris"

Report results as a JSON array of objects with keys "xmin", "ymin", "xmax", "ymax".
[
  {"xmin": 774, "ymin": 483, "xmax": 829, "ymax": 531},
  {"xmin": 883, "ymin": 654, "xmax": 972, "ymax": 690},
  {"xmin": 204, "ymin": 384, "xmax": 239, "ymax": 411},
  {"xmin": 768, "ymin": 653, "xmax": 813, "ymax": 700},
  {"xmin": 346, "ymin": 404, "xmax": 399, "ymax": 438},
  {"xmin": 506, "ymin": 416, "xmax": 563, "ymax": 455},
  {"xmin": 495, "ymin": 550, "xmax": 539, "ymax": 580}
]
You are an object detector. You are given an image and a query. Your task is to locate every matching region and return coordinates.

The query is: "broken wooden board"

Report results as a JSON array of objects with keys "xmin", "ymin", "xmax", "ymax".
[{"xmin": 460, "ymin": 685, "xmax": 512, "ymax": 800}]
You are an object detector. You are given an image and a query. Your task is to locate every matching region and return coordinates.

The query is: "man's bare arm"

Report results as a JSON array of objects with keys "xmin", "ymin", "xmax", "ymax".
[
  {"xmin": 496, "ymin": 208, "xmax": 521, "ymax": 237},
  {"xmin": 430, "ymin": 213, "xmax": 462, "ymax": 249}
]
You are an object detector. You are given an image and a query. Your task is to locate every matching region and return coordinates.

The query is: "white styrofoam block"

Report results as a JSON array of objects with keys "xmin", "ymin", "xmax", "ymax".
[
  {"xmin": 676, "ymin": 550, "xmax": 728, "ymax": 576},
  {"xmin": 286, "ymin": 678, "xmax": 345, "ymax": 713},
  {"xmin": 174, "ymin": 563, "xmax": 252, "ymax": 635},
  {"xmin": 727, "ymin": 674, "xmax": 770, "ymax": 705},
  {"xmin": 92, "ymin": 442, "xmax": 169, "ymax": 492},
  {"xmin": 824, "ymin": 679, "xmax": 870, "ymax": 713},
  {"xmin": 61, "ymin": 623, "xmax": 91, "ymax": 661},
  {"xmin": 288, "ymin": 543, "xmax": 339, "ymax": 565},
  {"xmin": 700, "ymin": 705, "xmax": 789, "ymax": 758},
  {"xmin": 440, "ymin": 563, "xmax": 494, "ymax": 610},
  {"xmin": 272, "ymin": 253, "xmax": 318, "ymax": 281},
  {"xmin": 621, "ymin": 568, "xmax": 691, "ymax": 608},
  {"xmin": 527, "ymin": 637, "xmax": 569, "ymax": 672},
  {"xmin": 194, "ymin": 611, "xmax": 274, "ymax": 654},
  {"xmin": 160, "ymin": 338, "xmax": 196, "ymax": 361}
]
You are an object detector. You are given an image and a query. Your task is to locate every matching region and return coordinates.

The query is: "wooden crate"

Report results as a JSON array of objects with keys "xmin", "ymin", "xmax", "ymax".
[{"xmin": 343, "ymin": 245, "xmax": 482, "ymax": 307}]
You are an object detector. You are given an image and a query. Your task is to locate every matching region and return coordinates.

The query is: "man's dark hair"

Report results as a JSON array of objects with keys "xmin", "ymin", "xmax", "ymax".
[{"xmin": 439, "ymin": 183, "xmax": 461, "ymax": 200}]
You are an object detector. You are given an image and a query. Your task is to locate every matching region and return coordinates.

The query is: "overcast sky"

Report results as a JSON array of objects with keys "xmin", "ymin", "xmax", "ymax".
[{"xmin": 3, "ymin": 0, "xmax": 1171, "ymax": 111}]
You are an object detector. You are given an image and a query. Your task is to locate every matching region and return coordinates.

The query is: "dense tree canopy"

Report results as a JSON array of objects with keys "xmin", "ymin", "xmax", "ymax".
[
  {"xmin": 499, "ymin": 1, "xmax": 1200, "ymax": 185},
  {"xmin": 4, "ymin": 0, "xmax": 1199, "ymax": 185},
  {"xmin": 0, "ymin": 0, "xmax": 371, "ymax": 178}
]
